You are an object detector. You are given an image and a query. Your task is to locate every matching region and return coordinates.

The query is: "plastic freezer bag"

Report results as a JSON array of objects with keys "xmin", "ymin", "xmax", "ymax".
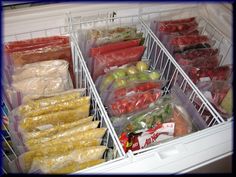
[
  {"xmin": 23, "ymin": 116, "xmax": 94, "ymax": 141},
  {"xmin": 10, "ymin": 145, "xmax": 105, "ymax": 173},
  {"xmin": 108, "ymin": 89, "xmax": 162, "ymax": 117},
  {"xmin": 4, "ymin": 36, "xmax": 69, "ymax": 53},
  {"xmin": 28, "ymin": 128, "xmax": 107, "ymax": 151},
  {"xmin": 20, "ymin": 96, "xmax": 90, "ymax": 117},
  {"xmin": 5, "ymin": 72, "xmax": 73, "ymax": 108},
  {"xmin": 18, "ymin": 104, "xmax": 90, "ymax": 132},
  {"xmin": 92, "ymin": 45, "xmax": 145, "ymax": 80},
  {"xmin": 25, "ymin": 121, "xmax": 100, "ymax": 148},
  {"xmin": 18, "ymin": 88, "xmax": 86, "ymax": 115},
  {"xmin": 29, "ymin": 146, "xmax": 106, "ymax": 173},
  {"xmin": 12, "ymin": 60, "xmax": 69, "ymax": 82},
  {"xmin": 49, "ymin": 159, "xmax": 105, "ymax": 174}
]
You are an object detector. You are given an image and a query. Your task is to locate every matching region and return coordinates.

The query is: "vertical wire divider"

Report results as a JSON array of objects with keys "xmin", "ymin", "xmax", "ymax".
[
  {"xmin": 2, "ymin": 135, "xmax": 17, "ymax": 158},
  {"xmin": 69, "ymin": 31, "xmax": 125, "ymax": 156},
  {"xmin": 138, "ymin": 16, "xmax": 225, "ymax": 124}
]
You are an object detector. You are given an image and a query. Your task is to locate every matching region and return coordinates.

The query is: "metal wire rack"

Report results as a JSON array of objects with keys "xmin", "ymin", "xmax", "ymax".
[{"xmin": 68, "ymin": 12, "xmax": 228, "ymax": 156}]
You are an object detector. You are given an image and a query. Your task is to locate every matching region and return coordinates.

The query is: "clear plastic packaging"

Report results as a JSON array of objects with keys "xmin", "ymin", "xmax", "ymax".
[
  {"xmin": 29, "ymin": 146, "xmax": 106, "ymax": 173},
  {"xmin": 20, "ymin": 96, "xmax": 90, "ymax": 117},
  {"xmin": 176, "ymin": 54, "xmax": 219, "ymax": 68},
  {"xmin": 174, "ymin": 48, "xmax": 219, "ymax": 60},
  {"xmin": 23, "ymin": 116, "xmax": 94, "ymax": 140},
  {"xmin": 92, "ymin": 46, "xmax": 145, "ymax": 80},
  {"xmin": 115, "ymin": 86, "xmax": 207, "ymax": 152},
  {"xmin": 18, "ymin": 88, "xmax": 86, "ymax": 115},
  {"xmin": 10, "ymin": 145, "xmax": 106, "ymax": 173},
  {"xmin": 18, "ymin": 104, "xmax": 90, "ymax": 132},
  {"xmin": 12, "ymin": 60, "xmax": 69, "ymax": 82},
  {"xmin": 108, "ymin": 89, "xmax": 162, "ymax": 117},
  {"xmin": 49, "ymin": 159, "xmax": 105, "ymax": 174},
  {"xmin": 28, "ymin": 128, "xmax": 107, "ymax": 151},
  {"xmin": 25, "ymin": 121, "xmax": 100, "ymax": 148}
]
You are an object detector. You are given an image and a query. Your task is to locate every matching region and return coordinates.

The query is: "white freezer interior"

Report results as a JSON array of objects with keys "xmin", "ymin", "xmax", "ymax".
[{"xmin": 2, "ymin": 3, "xmax": 233, "ymax": 174}]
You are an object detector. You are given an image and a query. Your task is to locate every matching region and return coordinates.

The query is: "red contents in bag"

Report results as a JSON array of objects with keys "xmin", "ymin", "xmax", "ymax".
[
  {"xmin": 110, "ymin": 89, "xmax": 161, "ymax": 116},
  {"xmin": 93, "ymin": 46, "xmax": 145, "ymax": 80},
  {"xmin": 187, "ymin": 65, "xmax": 231, "ymax": 84},
  {"xmin": 5, "ymin": 36, "xmax": 69, "ymax": 53},
  {"xmin": 159, "ymin": 17, "xmax": 196, "ymax": 25},
  {"xmin": 170, "ymin": 35, "xmax": 209, "ymax": 46},
  {"xmin": 174, "ymin": 48, "xmax": 218, "ymax": 60},
  {"xmin": 176, "ymin": 55, "xmax": 219, "ymax": 68},
  {"xmin": 90, "ymin": 39, "xmax": 141, "ymax": 57},
  {"xmin": 159, "ymin": 21, "xmax": 198, "ymax": 33},
  {"xmin": 113, "ymin": 81, "xmax": 162, "ymax": 99}
]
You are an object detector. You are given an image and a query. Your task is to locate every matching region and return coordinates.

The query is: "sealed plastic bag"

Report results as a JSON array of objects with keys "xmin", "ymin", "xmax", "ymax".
[
  {"xmin": 176, "ymin": 55, "xmax": 219, "ymax": 68},
  {"xmin": 29, "ymin": 146, "xmax": 106, "ymax": 173},
  {"xmin": 90, "ymin": 39, "xmax": 141, "ymax": 57},
  {"xmin": 18, "ymin": 104, "xmax": 90, "ymax": 132},
  {"xmin": 50, "ymin": 159, "xmax": 105, "ymax": 174},
  {"xmin": 28, "ymin": 128, "xmax": 107, "ymax": 151},
  {"xmin": 4, "ymin": 36, "xmax": 69, "ymax": 54},
  {"xmin": 92, "ymin": 46, "xmax": 145, "ymax": 80},
  {"xmin": 20, "ymin": 96, "xmax": 90, "ymax": 117},
  {"xmin": 108, "ymin": 89, "xmax": 162, "ymax": 117},
  {"xmin": 18, "ymin": 88, "xmax": 86, "ymax": 115},
  {"xmin": 23, "ymin": 116, "xmax": 94, "ymax": 140},
  {"xmin": 5, "ymin": 74, "xmax": 73, "ymax": 108},
  {"xmin": 11, "ymin": 139, "xmax": 102, "ymax": 173},
  {"xmin": 25, "ymin": 121, "xmax": 100, "ymax": 148},
  {"xmin": 174, "ymin": 48, "xmax": 219, "ymax": 60},
  {"xmin": 12, "ymin": 60, "xmax": 69, "ymax": 82}
]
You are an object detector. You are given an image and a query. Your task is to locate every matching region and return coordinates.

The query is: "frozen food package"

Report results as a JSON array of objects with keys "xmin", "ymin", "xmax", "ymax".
[
  {"xmin": 90, "ymin": 39, "xmax": 141, "ymax": 58},
  {"xmin": 29, "ymin": 146, "xmax": 106, "ymax": 173},
  {"xmin": 12, "ymin": 60, "xmax": 69, "ymax": 82},
  {"xmin": 184, "ymin": 65, "xmax": 232, "ymax": 84},
  {"xmin": 28, "ymin": 128, "xmax": 107, "ymax": 151},
  {"xmin": 25, "ymin": 121, "xmax": 100, "ymax": 148},
  {"xmin": 87, "ymin": 26, "xmax": 138, "ymax": 45},
  {"xmin": 18, "ymin": 104, "xmax": 90, "ymax": 132},
  {"xmin": 92, "ymin": 46, "xmax": 145, "ymax": 80},
  {"xmin": 20, "ymin": 96, "xmax": 90, "ymax": 117},
  {"xmin": 23, "ymin": 116, "xmax": 94, "ymax": 140},
  {"xmin": 89, "ymin": 39, "xmax": 142, "ymax": 74},
  {"xmin": 108, "ymin": 89, "xmax": 162, "ymax": 117},
  {"xmin": 5, "ymin": 72, "xmax": 73, "ymax": 108},
  {"xmin": 11, "ymin": 143, "xmax": 106, "ymax": 173},
  {"xmin": 174, "ymin": 48, "xmax": 219, "ymax": 60},
  {"xmin": 18, "ymin": 88, "xmax": 86, "ymax": 115},
  {"xmin": 10, "ymin": 44, "xmax": 71, "ymax": 67},
  {"xmin": 12, "ymin": 139, "xmax": 102, "ymax": 173},
  {"xmin": 50, "ymin": 159, "xmax": 105, "ymax": 174},
  {"xmin": 4, "ymin": 36, "xmax": 69, "ymax": 54},
  {"xmin": 102, "ymin": 80, "xmax": 164, "ymax": 105},
  {"xmin": 176, "ymin": 55, "xmax": 219, "ymax": 68}
]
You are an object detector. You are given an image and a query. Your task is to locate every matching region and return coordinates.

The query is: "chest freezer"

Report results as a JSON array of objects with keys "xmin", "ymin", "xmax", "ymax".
[{"xmin": 2, "ymin": 2, "xmax": 233, "ymax": 174}]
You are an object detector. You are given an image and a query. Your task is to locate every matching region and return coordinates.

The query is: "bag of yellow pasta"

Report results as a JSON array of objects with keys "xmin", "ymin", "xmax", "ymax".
[
  {"xmin": 18, "ymin": 88, "xmax": 86, "ymax": 115},
  {"xmin": 25, "ymin": 121, "xmax": 100, "ymax": 148},
  {"xmin": 19, "ymin": 104, "xmax": 90, "ymax": 132}
]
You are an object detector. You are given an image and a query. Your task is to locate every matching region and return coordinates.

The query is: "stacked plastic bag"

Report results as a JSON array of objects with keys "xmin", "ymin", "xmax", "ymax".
[
  {"xmin": 8, "ymin": 89, "xmax": 107, "ymax": 173},
  {"xmin": 151, "ymin": 16, "xmax": 232, "ymax": 119}
]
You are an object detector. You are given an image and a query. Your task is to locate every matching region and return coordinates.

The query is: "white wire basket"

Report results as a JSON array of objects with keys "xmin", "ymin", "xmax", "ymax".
[
  {"xmin": 140, "ymin": 5, "xmax": 233, "ymax": 121},
  {"xmin": 68, "ymin": 12, "xmax": 228, "ymax": 156},
  {"xmin": 2, "ymin": 24, "xmax": 124, "ymax": 174}
]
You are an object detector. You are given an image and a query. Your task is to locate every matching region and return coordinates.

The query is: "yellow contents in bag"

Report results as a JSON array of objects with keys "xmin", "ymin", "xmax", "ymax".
[
  {"xmin": 21, "ymin": 96, "xmax": 90, "ymax": 117},
  {"xmin": 19, "ymin": 89, "xmax": 85, "ymax": 115},
  {"xmin": 19, "ymin": 104, "xmax": 90, "ymax": 132}
]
